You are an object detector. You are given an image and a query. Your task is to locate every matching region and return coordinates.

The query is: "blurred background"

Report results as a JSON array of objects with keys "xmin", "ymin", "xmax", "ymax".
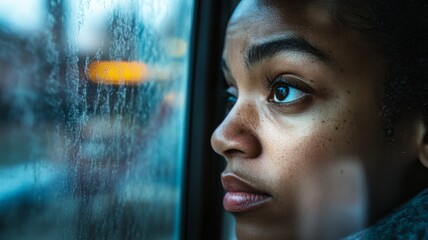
[{"xmin": 0, "ymin": 0, "xmax": 238, "ymax": 239}]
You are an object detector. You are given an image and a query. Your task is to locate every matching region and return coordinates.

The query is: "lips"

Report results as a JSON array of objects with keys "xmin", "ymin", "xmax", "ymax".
[{"xmin": 221, "ymin": 173, "xmax": 271, "ymax": 212}]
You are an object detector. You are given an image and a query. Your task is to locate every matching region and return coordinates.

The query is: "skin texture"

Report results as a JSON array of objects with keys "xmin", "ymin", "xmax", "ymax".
[{"xmin": 211, "ymin": 0, "xmax": 427, "ymax": 239}]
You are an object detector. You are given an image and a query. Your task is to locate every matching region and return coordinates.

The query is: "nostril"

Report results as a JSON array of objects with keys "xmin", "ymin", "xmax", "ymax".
[{"xmin": 224, "ymin": 149, "xmax": 246, "ymax": 159}]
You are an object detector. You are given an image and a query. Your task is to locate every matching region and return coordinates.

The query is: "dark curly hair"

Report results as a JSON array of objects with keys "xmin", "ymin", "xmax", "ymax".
[{"xmin": 333, "ymin": 0, "xmax": 428, "ymax": 139}]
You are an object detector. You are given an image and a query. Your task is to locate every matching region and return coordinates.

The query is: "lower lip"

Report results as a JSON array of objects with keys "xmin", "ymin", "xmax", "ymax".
[{"xmin": 223, "ymin": 192, "xmax": 271, "ymax": 212}]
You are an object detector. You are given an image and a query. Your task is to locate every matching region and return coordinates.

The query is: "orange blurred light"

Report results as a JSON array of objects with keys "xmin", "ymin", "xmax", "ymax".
[{"xmin": 86, "ymin": 61, "xmax": 149, "ymax": 85}]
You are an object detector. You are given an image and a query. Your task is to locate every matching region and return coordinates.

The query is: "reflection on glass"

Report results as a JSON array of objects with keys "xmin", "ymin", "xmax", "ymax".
[
  {"xmin": 86, "ymin": 61, "xmax": 149, "ymax": 85},
  {"xmin": 0, "ymin": 0, "xmax": 194, "ymax": 239}
]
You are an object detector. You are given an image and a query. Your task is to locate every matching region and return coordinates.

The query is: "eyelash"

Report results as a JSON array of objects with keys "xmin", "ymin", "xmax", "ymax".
[
  {"xmin": 223, "ymin": 75, "xmax": 311, "ymax": 114},
  {"xmin": 265, "ymin": 75, "xmax": 310, "ymax": 105}
]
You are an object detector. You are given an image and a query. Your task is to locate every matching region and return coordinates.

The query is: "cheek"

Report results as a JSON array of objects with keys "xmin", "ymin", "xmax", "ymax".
[
  {"xmin": 262, "ymin": 103, "xmax": 380, "ymax": 194},
  {"xmin": 260, "ymin": 114, "xmax": 373, "ymax": 235},
  {"xmin": 262, "ymin": 114, "xmax": 362, "ymax": 185}
]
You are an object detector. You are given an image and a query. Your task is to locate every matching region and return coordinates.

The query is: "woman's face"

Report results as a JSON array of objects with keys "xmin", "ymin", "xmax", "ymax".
[{"xmin": 211, "ymin": 0, "xmax": 420, "ymax": 239}]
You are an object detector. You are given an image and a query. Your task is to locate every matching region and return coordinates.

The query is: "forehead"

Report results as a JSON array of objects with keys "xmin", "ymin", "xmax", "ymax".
[
  {"xmin": 224, "ymin": 0, "xmax": 382, "ymax": 74},
  {"xmin": 224, "ymin": 0, "xmax": 335, "ymax": 57},
  {"xmin": 228, "ymin": 0, "xmax": 334, "ymax": 36}
]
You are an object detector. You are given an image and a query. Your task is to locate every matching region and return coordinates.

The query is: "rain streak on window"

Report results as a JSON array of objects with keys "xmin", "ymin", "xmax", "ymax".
[{"xmin": 0, "ymin": 0, "xmax": 194, "ymax": 239}]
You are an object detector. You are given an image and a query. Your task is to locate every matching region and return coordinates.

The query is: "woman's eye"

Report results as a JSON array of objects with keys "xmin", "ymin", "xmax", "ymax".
[
  {"xmin": 225, "ymin": 86, "xmax": 238, "ymax": 114},
  {"xmin": 226, "ymin": 95, "xmax": 237, "ymax": 113},
  {"xmin": 268, "ymin": 79, "xmax": 307, "ymax": 105}
]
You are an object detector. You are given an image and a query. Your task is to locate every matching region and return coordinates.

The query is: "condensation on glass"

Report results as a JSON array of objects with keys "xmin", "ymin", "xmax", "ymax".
[{"xmin": 0, "ymin": 0, "xmax": 194, "ymax": 239}]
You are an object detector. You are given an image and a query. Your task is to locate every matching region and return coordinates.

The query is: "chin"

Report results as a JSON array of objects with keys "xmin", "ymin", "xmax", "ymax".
[
  {"xmin": 234, "ymin": 214, "xmax": 362, "ymax": 240},
  {"xmin": 234, "ymin": 217, "xmax": 297, "ymax": 240}
]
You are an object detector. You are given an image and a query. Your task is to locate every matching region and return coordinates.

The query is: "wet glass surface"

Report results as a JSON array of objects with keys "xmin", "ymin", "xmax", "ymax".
[{"xmin": 0, "ymin": 0, "xmax": 194, "ymax": 239}]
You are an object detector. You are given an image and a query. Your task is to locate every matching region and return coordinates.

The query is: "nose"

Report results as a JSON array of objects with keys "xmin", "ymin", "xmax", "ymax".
[{"xmin": 210, "ymin": 101, "xmax": 262, "ymax": 160}]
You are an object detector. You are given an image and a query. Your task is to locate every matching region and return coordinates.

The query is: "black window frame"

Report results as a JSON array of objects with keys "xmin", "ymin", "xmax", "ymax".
[{"xmin": 181, "ymin": 0, "xmax": 240, "ymax": 239}]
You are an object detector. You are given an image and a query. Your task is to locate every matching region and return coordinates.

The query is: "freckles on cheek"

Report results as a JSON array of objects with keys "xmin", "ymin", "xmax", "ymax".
[
  {"xmin": 269, "ymin": 131, "xmax": 330, "ymax": 182},
  {"xmin": 264, "ymin": 108, "xmax": 365, "ymax": 184},
  {"xmin": 269, "ymin": 117, "xmax": 359, "ymax": 188}
]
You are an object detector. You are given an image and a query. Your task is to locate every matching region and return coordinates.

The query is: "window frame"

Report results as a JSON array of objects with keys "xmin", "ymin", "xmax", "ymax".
[{"xmin": 181, "ymin": 0, "xmax": 240, "ymax": 239}]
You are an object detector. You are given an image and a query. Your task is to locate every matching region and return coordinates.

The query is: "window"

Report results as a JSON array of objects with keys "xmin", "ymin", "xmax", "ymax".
[{"xmin": 0, "ymin": 0, "xmax": 194, "ymax": 239}]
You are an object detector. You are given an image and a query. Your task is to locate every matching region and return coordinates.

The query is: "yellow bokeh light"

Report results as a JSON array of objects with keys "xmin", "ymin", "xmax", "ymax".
[{"xmin": 86, "ymin": 61, "xmax": 149, "ymax": 85}]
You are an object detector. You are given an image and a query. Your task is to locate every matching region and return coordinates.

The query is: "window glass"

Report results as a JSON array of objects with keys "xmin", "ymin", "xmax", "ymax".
[{"xmin": 0, "ymin": 0, "xmax": 194, "ymax": 239}]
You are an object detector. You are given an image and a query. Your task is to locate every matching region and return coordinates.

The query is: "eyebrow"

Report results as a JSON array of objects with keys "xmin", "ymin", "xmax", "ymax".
[{"xmin": 245, "ymin": 36, "xmax": 329, "ymax": 68}]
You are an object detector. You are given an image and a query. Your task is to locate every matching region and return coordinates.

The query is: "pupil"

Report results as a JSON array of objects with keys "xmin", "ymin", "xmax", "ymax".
[{"xmin": 275, "ymin": 85, "xmax": 289, "ymax": 101}]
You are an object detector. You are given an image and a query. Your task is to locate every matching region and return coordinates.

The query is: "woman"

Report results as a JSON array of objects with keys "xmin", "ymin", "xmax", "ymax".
[{"xmin": 210, "ymin": 0, "xmax": 428, "ymax": 239}]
